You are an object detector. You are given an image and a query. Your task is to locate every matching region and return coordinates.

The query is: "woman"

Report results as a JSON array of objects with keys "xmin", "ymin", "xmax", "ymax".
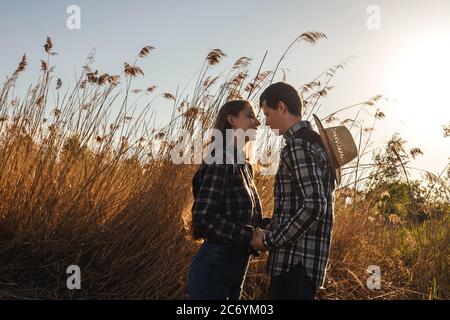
[{"xmin": 187, "ymin": 100, "xmax": 264, "ymax": 300}]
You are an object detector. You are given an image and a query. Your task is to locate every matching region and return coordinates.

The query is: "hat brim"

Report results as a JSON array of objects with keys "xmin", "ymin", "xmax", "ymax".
[{"xmin": 313, "ymin": 114, "xmax": 341, "ymax": 186}]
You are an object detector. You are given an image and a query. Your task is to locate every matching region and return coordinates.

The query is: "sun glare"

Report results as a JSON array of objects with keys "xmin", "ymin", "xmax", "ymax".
[{"xmin": 390, "ymin": 33, "xmax": 450, "ymax": 134}]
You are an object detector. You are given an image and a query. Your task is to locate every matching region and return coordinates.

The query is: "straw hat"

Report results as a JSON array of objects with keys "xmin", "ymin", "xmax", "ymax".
[{"xmin": 313, "ymin": 114, "xmax": 358, "ymax": 186}]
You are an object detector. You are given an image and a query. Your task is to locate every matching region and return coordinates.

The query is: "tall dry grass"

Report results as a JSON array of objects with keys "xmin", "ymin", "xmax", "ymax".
[{"xmin": 0, "ymin": 34, "xmax": 448, "ymax": 299}]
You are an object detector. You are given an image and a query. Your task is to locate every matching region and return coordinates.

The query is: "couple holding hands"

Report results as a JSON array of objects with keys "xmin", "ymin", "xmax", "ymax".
[{"xmin": 187, "ymin": 82, "xmax": 356, "ymax": 300}]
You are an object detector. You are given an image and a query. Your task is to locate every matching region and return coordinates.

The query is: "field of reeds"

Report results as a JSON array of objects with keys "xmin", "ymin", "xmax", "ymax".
[{"xmin": 0, "ymin": 33, "xmax": 448, "ymax": 299}]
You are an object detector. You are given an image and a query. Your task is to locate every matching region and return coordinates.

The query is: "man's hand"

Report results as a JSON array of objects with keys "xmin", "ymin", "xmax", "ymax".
[{"xmin": 250, "ymin": 227, "xmax": 268, "ymax": 252}]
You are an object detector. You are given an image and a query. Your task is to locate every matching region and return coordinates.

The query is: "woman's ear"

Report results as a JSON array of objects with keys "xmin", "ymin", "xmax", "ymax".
[{"xmin": 227, "ymin": 115, "xmax": 235, "ymax": 127}]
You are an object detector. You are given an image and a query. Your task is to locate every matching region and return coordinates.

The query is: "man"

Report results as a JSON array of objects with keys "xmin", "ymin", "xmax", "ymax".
[{"xmin": 250, "ymin": 82, "xmax": 336, "ymax": 300}]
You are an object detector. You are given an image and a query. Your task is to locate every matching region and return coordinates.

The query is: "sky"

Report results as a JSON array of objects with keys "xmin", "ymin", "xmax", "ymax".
[{"xmin": 0, "ymin": 0, "xmax": 449, "ymax": 177}]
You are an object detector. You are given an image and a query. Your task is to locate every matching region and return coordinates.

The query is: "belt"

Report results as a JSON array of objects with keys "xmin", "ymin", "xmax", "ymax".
[
  {"xmin": 204, "ymin": 239, "xmax": 260, "ymax": 256},
  {"xmin": 205, "ymin": 239, "xmax": 245, "ymax": 247}
]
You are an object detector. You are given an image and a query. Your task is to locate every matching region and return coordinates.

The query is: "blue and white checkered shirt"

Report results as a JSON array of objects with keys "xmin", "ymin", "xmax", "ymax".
[{"xmin": 262, "ymin": 120, "xmax": 335, "ymax": 289}]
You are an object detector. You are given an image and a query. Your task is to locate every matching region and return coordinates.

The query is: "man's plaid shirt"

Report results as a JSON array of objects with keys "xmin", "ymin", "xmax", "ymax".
[
  {"xmin": 191, "ymin": 149, "xmax": 263, "ymax": 245},
  {"xmin": 262, "ymin": 120, "xmax": 335, "ymax": 289}
]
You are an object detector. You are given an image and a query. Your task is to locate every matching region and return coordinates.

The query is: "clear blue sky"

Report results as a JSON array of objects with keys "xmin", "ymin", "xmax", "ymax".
[{"xmin": 1, "ymin": 0, "xmax": 449, "ymax": 176}]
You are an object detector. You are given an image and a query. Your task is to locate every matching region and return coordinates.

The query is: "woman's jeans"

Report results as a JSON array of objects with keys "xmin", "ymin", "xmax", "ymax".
[{"xmin": 187, "ymin": 242, "xmax": 250, "ymax": 300}]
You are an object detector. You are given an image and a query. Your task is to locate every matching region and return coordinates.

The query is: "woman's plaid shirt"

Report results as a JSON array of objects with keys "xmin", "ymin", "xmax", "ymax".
[
  {"xmin": 262, "ymin": 120, "xmax": 335, "ymax": 289},
  {"xmin": 191, "ymin": 149, "xmax": 263, "ymax": 245}
]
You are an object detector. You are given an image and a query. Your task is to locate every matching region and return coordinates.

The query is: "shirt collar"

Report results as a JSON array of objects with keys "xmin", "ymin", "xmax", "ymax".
[{"xmin": 283, "ymin": 120, "xmax": 312, "ymax": 143}]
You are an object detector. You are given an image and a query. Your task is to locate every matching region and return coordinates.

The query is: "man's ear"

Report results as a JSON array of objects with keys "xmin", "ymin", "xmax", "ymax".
[{"xmin": 277, "ymin": 101, "xmax": 287, "ymax": 113}]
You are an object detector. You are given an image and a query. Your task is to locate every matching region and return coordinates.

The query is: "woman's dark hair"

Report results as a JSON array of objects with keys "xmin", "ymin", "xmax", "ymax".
[{"xmin": 259, "ymin": 82, "xmax": 303, "ymax": 116}]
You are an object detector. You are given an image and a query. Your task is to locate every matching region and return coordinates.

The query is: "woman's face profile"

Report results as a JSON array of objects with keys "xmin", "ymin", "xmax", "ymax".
[{"xmin": 228, "ymin": 106, "xmax": 261, "ymax": 141}]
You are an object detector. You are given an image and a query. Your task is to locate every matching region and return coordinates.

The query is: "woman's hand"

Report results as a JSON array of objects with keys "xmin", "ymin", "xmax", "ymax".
[{"xmin": 250, "ymin": 228, "xmax": 268, "ymax": 252}]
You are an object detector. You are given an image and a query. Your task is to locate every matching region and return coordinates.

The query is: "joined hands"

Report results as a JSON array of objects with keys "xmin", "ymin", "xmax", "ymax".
[{"xmin": 250, "ymin": 227, "xmax": 268, "ymax": 252}]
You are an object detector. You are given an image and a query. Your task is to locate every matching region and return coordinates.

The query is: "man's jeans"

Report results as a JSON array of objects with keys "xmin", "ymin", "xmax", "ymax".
[
  {"xmin": 187, "ymin": 242, "xmax": 250, "ymax": 300},
  {"xmin": 269, "ymin": 262, "xmax": 316, "ymax": 300}
]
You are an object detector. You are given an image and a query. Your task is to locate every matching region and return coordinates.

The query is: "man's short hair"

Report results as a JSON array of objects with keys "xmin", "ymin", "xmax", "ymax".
[{"xmin": 259, "ymin": 82, "xmax": 303, "ymax": 116}]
